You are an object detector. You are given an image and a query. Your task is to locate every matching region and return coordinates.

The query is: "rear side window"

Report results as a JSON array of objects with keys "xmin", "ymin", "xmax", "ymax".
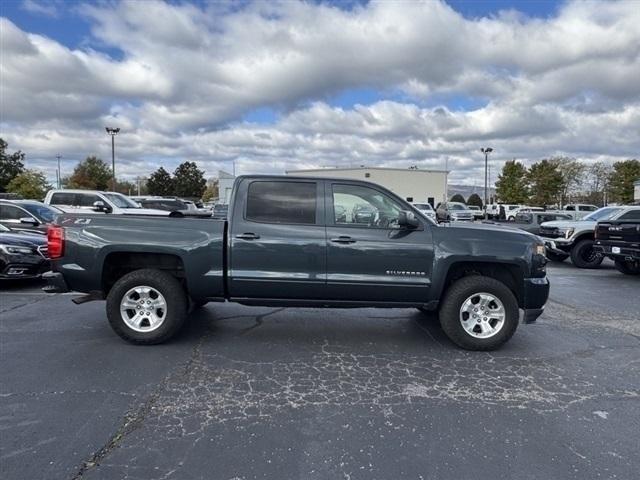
[
  {"xmin": 50, "ymin": 192, "xmax": 76, "ymax": 205},
  {"xmin": 565, "ymin": 205, "xmax": 575, "ymax": 211},
  {"xmin": 246, "ymin": 181, "xmax": 316, "ymax": 224},
  {"xmin": 619, "ymin": 210, "xmax": 640, "ymax": 220},
  {"xmin": 579, "ymin": 205, "xmax": 596, "ymax": 211}
]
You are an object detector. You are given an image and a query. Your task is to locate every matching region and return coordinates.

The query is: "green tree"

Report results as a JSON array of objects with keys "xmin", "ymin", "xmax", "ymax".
[
  {"xmin": 147, "ymin": 167, "xmax": 174, "ymax": 196},
  {"xmin": 66, "ymin": 156, "xmax": 112, "ymax": 190},
  {"xmin": 467, "ymin": 193, "xmax": 483, "ymax": 208},
  {"xmin": 450, "ymin": 193, "xmax": 466, "ymax": 203},
  {"xmin": 495, "ymin": 160, "xmax": 529, "ymax": 203},
  {"xmin": 6, "ymin": 169, "xmax": 50, "ymax": 200},
  {"xmin": 0, "ymin": 138, "xmax": 26, "ymax": 192},
  {"xmin": 173, "ymin": 161, "xmax": 206, "ymax": 198},
  {"xmin": 608, "ymin": 159, "xmax": 640, "ymax": 204},
  {"xmin": 553, "ymin": 157, "xmax": 586, "ymax": 206},
  {"xmin": 527, "ymin": 159, "xmax": 563, "ymax": 207}
]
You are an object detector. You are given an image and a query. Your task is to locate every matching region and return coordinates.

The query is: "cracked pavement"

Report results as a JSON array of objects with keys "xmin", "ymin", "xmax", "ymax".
[{"xmin": 1, "ymin": 262, "xmax": 639, "ymax": 479}]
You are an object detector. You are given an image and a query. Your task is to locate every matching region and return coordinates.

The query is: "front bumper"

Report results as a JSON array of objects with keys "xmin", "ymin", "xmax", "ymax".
[
  {"xmin": 522, "ymin": 277, "xmax": 550, "ymax": 323},
  {"xmin": 543, "ymin": 238, "xmax": 572, "ymax": 255},
  {"xmin": 594, "ymin": 244, "xmax": 640, "ymax": 261},
  {"xmin": 42, "ymin": 271, "xmax": 70, "ymax": 293}
]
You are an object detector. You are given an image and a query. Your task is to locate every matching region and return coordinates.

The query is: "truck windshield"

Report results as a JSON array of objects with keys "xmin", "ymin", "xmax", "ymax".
[
  {"xmin": 103, "ymin": 193, "xmax": 141, "ymax": 209},
  {"xmin": 583, "ymin": 207, "xmax": 622, "ymax": 221}
]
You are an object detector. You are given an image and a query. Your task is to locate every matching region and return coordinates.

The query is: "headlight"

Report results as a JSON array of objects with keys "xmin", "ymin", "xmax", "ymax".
[
  {"xmin": 564, "ymin": 228, "xmax": 575, "ymax": 238},
  {"xmin": 535, "ymin": 244, "xmax": 545, "ymax": 255},
  {"xmin": 0, "ymin": 244, "xmax": 34, "ymax": 255}
]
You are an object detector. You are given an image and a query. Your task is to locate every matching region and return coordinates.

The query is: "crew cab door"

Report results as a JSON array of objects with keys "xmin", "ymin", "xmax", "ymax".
[
  {"xmin": 228, "ymin": 179, "xmax": 326, "ymax": 299},
  {"xmin": 325, "ymin": 181, "xmax": 434, "ymax": 303}
]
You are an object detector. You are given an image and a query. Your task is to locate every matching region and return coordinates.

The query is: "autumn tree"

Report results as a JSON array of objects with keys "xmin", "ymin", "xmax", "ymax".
[
  {"xmin": 173, "ymin": 161, "xmax": 206, "ymax": 198},
  {"xmin": 202, "ymin": 178, "xmax": 219, "ymax": 202},
  {"xmin": 146, "ymin": 167, "xmax": 174, "ymax": 196},
  {"xmin": 527, "ymin": 159, "xmax": 563, "ymax": 207},
  {"xmin": 608, "ymin": 159, "xmax": 640, "ymax": 204},
  {"xmin": 495, "ymin": 160, "xmax": 528, "ymax": 203},
  {"xmin": 6, "ymin": 169, "xmax": 50, "ymax": 200},
  {"xmin": 553, "ymin": 157, "xmax": 586, "ymax": 206},
  {"xmin": 65, "ymin": 156, "xmax": 112, "ymax": 190},
  {"xmin": 0, "ymin": 138, "xmax": 25, "ymax": 192}
]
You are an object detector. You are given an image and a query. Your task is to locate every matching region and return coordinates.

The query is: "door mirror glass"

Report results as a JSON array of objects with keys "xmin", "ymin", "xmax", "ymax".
[
  {"xmin": 398, "ymin": 210, "xmax": 419, "ymax": 229},
  {"xmin": 19, "ymin": 217, "xmax": 39, "ymax": 226}
]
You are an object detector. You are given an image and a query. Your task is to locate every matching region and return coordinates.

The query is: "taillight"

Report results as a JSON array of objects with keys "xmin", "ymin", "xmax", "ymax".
[{"xmin": 47, "ymin": 225, "xmax": 64, "ymax": 259}]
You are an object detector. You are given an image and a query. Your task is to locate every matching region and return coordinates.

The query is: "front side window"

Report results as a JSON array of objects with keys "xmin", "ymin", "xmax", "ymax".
[
  {"xmin": 76, "ymin": 194, "xmax": 101, "ymax": 207},
  {"xmin": 246, "ymin": 181, "xmax": 316, "ymax": 224},
  {"xmin": 332, "ymin": 184, "xmax": 403, "ymax": 229}
]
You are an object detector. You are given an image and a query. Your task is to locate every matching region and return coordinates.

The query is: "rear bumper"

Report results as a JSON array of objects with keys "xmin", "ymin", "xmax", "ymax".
[
  {"xmin": 42, "ymin": 271, "xmax": 70, "ymax": 293},
  {"xmin": 522, "ymin": 277, "xmax": 550, "ymax": 323}
]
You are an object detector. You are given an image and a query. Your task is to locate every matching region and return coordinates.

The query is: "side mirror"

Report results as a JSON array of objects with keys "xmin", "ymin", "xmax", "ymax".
[
  {"xmin": 92, "ymin": 201, "xmax": 111, "ymax": 213},
  {"xmin": 19, "ymin": 217, "xmax": 39, "ymax": 226},
  {"xmin": 398, "ymin": 210, "xmax": 419, "ymax": 229}
]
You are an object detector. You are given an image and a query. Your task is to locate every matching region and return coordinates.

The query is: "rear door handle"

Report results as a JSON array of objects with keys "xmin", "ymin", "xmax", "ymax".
[
  {"xmin": 235, "ymin": 233, "xmax": 260, "ymax": 240},
  {"xmin": 330, "ymin": 236, "xmax": 356, "ymax": 244}
]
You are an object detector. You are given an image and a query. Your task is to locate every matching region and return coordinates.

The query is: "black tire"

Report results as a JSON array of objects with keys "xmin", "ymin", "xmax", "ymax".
[
  {"xmin": 546, "ymin": 251, "xmax": 569, "ymax": 262},
  {"xmin": 613, "ymin": 259, "xmax": 640, "ymax": 275},
  {"xmin": 570, "ymin": 239, "xmax": 604, "ymax": 269},
  {"xmin": 439, "ymin": 275, "xmax": 519, "ymax": 351},
  {"xmin": 106, "ymin": 269, "xmax": 188, "ymax": 345}
]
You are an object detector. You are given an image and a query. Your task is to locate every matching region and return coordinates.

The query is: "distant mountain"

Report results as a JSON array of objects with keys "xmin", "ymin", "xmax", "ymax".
[{"xmin": 448, "ymin": 184, "xmax": 496, "ymax": 201}]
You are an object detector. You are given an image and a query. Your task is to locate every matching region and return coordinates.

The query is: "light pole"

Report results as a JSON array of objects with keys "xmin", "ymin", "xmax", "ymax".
[
  {"xmin": 105, "ymin": 127, "xmax": 120, "ymax": 191},
  {"xmin": 55, "ymin": 154, "xmax": 61, "ymax": 189},
  {"xmin": 481, "ymin": 147, "xmax": 493, "ymax": 218}
]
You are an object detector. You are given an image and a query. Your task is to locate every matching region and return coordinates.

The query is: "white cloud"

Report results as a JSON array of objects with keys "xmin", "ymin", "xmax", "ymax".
[
  {"xmin": 1, "ymin": 0, "xmax": 639, "ymax": 185},
  {"xmin": 21, "ymin": 0, "xmax": 59, "ymax": 18}
]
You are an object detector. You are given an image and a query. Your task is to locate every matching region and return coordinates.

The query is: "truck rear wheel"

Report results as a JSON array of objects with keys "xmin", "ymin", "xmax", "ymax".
[
  {"xmin": 439, "ymin": 275, "xmax": 519, "ymax": 351},
  {"xmin": 106, "ymin": 269, "xmax": 188, "ymax": 344},
  {"xmin": 614, "ymin": 259, "xmax": 640, "ymax": 275},
  {"xmin": 570, "ymin": 239, "xmax": 604, "ymax": 269}
]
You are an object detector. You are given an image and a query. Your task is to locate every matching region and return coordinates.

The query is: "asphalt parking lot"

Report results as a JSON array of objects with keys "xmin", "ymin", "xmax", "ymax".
[{"xmin": 1, "ymin": 261, "xmax": 639, "ymax": 480}]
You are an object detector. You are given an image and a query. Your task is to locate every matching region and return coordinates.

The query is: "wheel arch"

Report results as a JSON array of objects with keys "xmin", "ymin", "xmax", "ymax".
[{"xmin": 102, "ymin": 251, "xmax": 186, "ymax": 295}]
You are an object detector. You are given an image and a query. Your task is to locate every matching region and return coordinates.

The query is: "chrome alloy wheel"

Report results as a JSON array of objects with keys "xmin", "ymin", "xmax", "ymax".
[
  {"xmin": 120, "ymin": 286, "xmax": 167, "ymax": 332},
  {"xmin": 459, "ymin": 292, "xmax": 506, "ymax": 339}
]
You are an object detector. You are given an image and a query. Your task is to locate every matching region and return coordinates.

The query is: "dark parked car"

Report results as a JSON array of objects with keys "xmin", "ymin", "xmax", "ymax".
[
  {"xmin": 0, "ymin": 200, "xmax": 64, "ymax": 235},
  {"xmin": 513, "ymin": 211, "xmax": 573, "ymax": 234},
  {"xmin": 0, "ymin": 224, "xmax": 50, "ymax": 279},
  {"xmin": 45, "ymin": 175, "xmax": 549, "ymax": 351}
]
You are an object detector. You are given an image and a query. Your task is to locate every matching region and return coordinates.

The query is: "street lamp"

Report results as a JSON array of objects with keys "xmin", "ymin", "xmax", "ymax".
[
  {"xmin": 105, "ymin": 127, "xmax": 120, "ymax": 191},
  {"xmin": 55, "ymin": 154, "xmax": 61, "ymax": 189},
  {"xmin": 481, "ymin": 147, "xmax": 493, "ymax": 218}
]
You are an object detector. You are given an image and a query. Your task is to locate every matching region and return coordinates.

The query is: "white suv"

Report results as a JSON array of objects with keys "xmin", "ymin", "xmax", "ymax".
[{"xmin": 44, "ymin": 190, "xmax": 169, "ymax": 216}]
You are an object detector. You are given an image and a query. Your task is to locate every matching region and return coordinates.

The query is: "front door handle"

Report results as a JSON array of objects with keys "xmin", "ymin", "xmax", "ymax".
[
  {"xmin": 236, "ymin": 233, "xmax": 260, "ymax": 240},
  {"xmin": 330, "ymin": 236, "xmax": 356, "ymax": 244}
]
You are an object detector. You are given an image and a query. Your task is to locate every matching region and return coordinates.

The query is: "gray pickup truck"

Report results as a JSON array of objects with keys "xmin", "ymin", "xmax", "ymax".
[{"xmin": 44, "ymin": 175, "xmax": 549, "ymax": 351}]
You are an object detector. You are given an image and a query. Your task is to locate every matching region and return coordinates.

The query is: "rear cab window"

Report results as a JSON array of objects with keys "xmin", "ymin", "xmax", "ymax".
[
  {"xmin": 50, "ymin": 192, "xmax": 76, "ymax": 206},
  {"xmin": 246, "ymin": 181, "xmax": 317, "ymax": 225}
]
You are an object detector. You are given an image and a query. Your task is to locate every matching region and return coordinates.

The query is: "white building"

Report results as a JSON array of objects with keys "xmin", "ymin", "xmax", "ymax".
[
  {"xmin": 286, "ymin": 167, "xmax": 447, "ymax": 206},
  {"xmin": 634, "ymin": 179, "xmax": 640, "ymax": 202},
  {"xmin": 217, "ymin": 170, "xmax": 235, "ymax": 204}
]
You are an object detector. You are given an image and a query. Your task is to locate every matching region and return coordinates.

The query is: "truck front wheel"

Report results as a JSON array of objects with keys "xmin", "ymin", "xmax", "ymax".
[
  {"xmin": 614, "ymin": 259, "xmax": 640, "ymax": 275},
  {"xmin": 570, "ymin": 239, "xmax": 604, "ymax": 269},
  {"xmin": 439, "ymin": 275, "xmax": 519, "ymax": 351},
  {"xmin": 106, "ymin": 269, "xmax": 188, "ymax": 344}
]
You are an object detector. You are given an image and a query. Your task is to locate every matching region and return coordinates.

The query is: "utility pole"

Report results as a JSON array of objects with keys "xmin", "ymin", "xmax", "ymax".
[
  {"xmin": 55, "ymin": 154, "xmax": 62, "ymax": 189},
  {"xmin": 481, "ymin": 147, "xmax": 493, "ymax": 218},
  {"xmin": 105, "ymin": 127, "xmax": 120, "ymax": 191}
]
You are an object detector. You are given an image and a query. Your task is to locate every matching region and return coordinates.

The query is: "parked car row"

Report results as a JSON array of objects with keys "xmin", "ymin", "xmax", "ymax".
[{"xmin": 0, "ymin": 223, "xmax": 49, "ymax": 279}]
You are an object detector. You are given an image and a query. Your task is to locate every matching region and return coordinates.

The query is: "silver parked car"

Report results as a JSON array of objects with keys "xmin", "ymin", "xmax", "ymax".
[{"xmin": 436, "ymin": 202, "xmax": 474, "ymax": 222}]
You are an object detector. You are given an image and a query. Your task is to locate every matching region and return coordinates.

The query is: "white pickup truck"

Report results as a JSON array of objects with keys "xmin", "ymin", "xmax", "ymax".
[{"xmin": 44, "ymin": 190, "xmax": 168, "ymax": 216}]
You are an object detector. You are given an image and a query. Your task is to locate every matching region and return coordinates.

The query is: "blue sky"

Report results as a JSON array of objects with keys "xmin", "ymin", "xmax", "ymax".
[
  {"xmin": 2, "ymin": 0, "xmax": 563, "ymax": 122},
  {"xmin": 1, "ymin": 0, "xmax": 638, "ymax": 184}
]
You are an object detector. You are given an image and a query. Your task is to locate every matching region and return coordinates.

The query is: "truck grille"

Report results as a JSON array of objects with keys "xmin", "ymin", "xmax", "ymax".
[{"xmin": 540, "ymin": 227, "xmax": 562, "ymax": 238}]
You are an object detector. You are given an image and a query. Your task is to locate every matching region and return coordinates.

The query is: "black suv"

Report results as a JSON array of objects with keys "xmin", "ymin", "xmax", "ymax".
[{"xmin": 0, "ymin": 200, "xmax": 63, "ymax": 235}]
